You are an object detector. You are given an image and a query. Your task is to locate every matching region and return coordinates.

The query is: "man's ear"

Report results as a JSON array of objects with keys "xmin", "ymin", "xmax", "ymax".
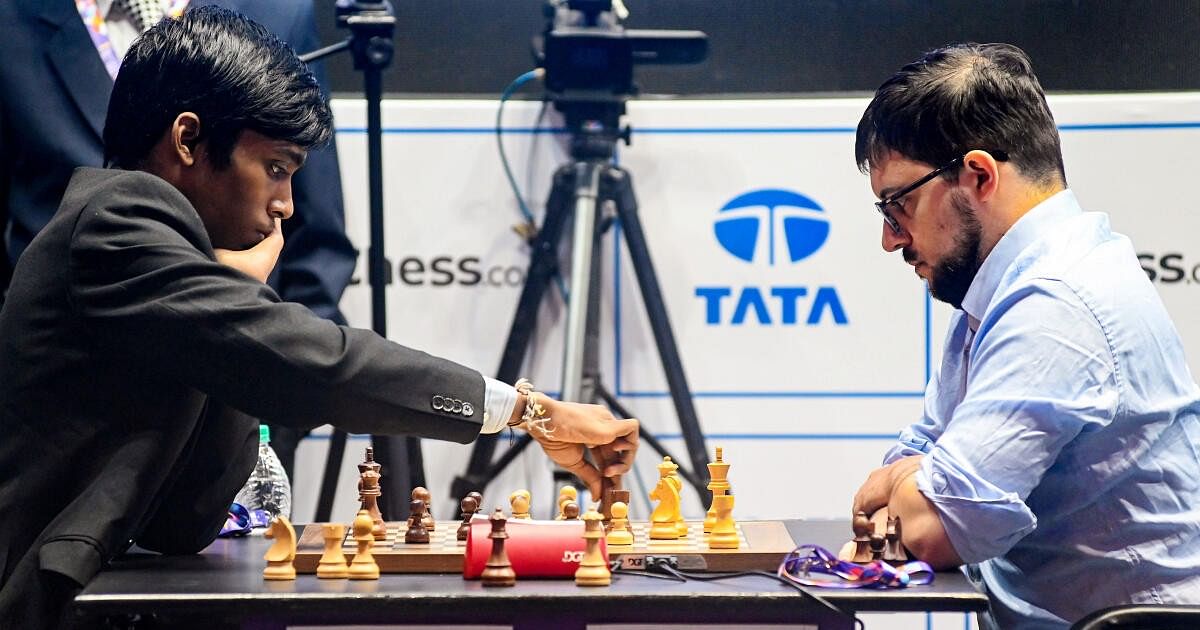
[
  {"xmin": 171, "ymin": 113, "xmax": 202, "ymax": 167},
  {"xmin": 961, "ymin": 149, "xmax": 1001, "ymax": 202}
]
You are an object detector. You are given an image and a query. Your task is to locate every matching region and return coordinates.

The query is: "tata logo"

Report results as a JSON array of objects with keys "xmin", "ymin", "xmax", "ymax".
[
  {"xmin": 697, "ymin": 188, "xmax": 847, "ymax": 326},
  {"xmin": 713, "ymin": 189, "xmax": 830, "ymax": 265}
]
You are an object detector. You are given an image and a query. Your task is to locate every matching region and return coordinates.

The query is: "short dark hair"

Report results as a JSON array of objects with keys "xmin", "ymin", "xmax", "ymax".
[
  {"xmin": 103, "ymin": 5, "xmax": 332, "ymax": 169},
  {"xmin": 855, "ymin": 43, "xmax": 1065, "ymax": 188}
]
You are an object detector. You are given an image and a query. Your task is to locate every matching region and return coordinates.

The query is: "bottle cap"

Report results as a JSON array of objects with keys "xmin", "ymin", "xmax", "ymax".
[{"xmin": 259, "ymin": 424, "xmax": 270, "ymax": 444}]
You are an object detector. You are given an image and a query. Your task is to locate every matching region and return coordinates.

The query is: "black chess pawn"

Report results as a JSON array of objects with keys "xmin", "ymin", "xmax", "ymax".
[
  {"xmin": 561, "ymin": 500, "xmax": 580, "ymax": 520},
  {"xmin": 412, "ymin": 486, "xmax": 435, "ymax": 531},
  {"xmin": 869, "ymin": 532, "xmax": 886, "ymax": 561},
  {"xmin": 467, "ymin": 491, "xmax": 483, "ymax": 514},
  {"xmin": 405, "ymin": 498, "xmax": 431, "ymax": 544},
  {"xmin": 457, "ymin": 495, "xmax": 479, "ymax": 542}
]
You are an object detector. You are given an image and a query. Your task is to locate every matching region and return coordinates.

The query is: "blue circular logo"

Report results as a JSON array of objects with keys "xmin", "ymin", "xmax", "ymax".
[{"xmin": 713, "ymin": 189, "xmax": 829, "ymax": 265}]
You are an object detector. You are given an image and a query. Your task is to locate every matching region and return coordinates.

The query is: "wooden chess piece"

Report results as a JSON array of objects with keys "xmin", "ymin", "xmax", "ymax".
[
  {"xmin": 348, "ymin": 510, "xmax": 380, "ymax": 579},
  {"xmin": 405, "ymin": 498, "xmax": 431, "ymax": 543},
  {"xmin": 262, "ymin": 516, "xmax": 297, "ymax": 580},
  {"xmin": 704, "ymin": 447, "xmax": 731, "ymax": 533},
  {"xmin": 316, "ymin": 523, "xmax": 349, "ymax": 579},
  {"xmin": 561, "ymin": 500, "xmax": 580, "ymax": 520},
  {"xmin": 665, "ymin": 463, "xmax": 689, "ymax": 537},
  {"xmin": 556, "ymin": 485, "xmax": 578, "ymax": 520},
  {"xmin": 481, "ymin": 508, "xmax": 516, "ymax": 586},
  {"xmin": 606, "ymin": 489, "xmax": 630, "ymax": 532},
  {"xmin": 588, "ymin": 445, "xmax": 620, "ymax": 523},
  {"xmin": 869, "ymin": 532, "xmax": 886, "ymax": 562},
  {"xmin": 457, "ymin": 495, "xmax": 479, "ymax": 542},
  {"xmin": 884, "ymin": 516, "xmax": 908, "ymax": 562},
  {"xmin": 851, "ymin": 511, "xmax": 874, "ymax": 563},
  {"xmin": 575, "ymin": 507, "xmax": 611, "ymax": 586},
  {"xmin": 357, "ymin": 447, "xmax": 387, "ymax": 540},
  {"xmin": 605, "ymin": 501, "xmax": 634, "ymax": 546},
  {"xmin": 707, "ymin": 494, "xmax": 739, "ymax": 549},
  {"xmin": 412, "ymin": 486, "xmax": 435, "ymax": 531},
  {"xmin": 509, "ymin": 490, "xmax": 531, "ymax": 519},
  {"xmin": 467, "ymin": 491, "xmax": 483, "ymax": 513},
  {"xmin": 649, "ymin": 457, "xmax": 683, "ymax": 539}
]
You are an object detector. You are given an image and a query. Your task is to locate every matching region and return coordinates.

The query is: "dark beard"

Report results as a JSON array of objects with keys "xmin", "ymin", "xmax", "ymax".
[{"xmin": 927, "ymin": 191, "xmax": 983, "ymax": 309}]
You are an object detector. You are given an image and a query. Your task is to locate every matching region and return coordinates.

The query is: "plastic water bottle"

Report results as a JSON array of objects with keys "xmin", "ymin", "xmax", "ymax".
[{"xmin": 233, "ymin": 425, "xmax": 292, "ymax": 521}]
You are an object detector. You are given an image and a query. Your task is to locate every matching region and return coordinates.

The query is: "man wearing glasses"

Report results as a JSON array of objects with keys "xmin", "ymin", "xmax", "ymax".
[{"xmin": 848, "ymin": 43, "xmax": 1200, "ymax": 628}]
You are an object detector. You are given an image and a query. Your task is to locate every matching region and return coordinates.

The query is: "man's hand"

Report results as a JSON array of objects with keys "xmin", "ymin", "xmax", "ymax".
[
  {"xmin": 213, "ymin": 217, "xmax": 284, "ymax": 283},
  {"xmin": 852, "ymin": 455, "xmax": 923, "ymax": 516},
  {"xmin": 522, "ymin": 395, "xmax": 639, "ymax": 497}
]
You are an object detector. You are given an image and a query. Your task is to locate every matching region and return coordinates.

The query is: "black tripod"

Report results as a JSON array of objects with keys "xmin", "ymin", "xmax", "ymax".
[
  {"xmin": 452, "ymin": 103, "xmax": 710, "ymax": 508},
  {"xmin": 301, "ymin": 1, "xmax": 423, "ymax": 522}
]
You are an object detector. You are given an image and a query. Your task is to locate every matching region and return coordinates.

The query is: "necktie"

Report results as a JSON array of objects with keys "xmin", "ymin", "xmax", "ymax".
[{"xmin": 113, "ymin": 0, "xmax": 163, "ymax": 33}]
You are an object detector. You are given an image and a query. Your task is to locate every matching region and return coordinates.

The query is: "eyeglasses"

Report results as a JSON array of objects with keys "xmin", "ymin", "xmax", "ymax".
[{"xmin": 874, "ymin": 150, "xmax": 1008, "ymax": 235}]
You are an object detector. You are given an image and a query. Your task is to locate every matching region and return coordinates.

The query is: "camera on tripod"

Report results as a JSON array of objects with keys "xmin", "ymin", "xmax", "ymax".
[
  {"xmin": 538, "ymin": 1, "xmax": 707, "ymax": 103},
  {"xmin": 334, "ymin": 0, "xmax": 393, "ymax": 28},
  {"xmin": 536, "ymin": 0, "xmax": 707, "ymax": 156}
]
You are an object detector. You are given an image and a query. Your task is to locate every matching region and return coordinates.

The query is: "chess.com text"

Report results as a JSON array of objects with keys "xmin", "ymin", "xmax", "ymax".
[
  {"xmin": 396, "ymin": 255, "xmax": 526, "ymax": 288},
  {"xmin": 1138, "ymin": 252, "xmax": 1200, "ymax": 285}
]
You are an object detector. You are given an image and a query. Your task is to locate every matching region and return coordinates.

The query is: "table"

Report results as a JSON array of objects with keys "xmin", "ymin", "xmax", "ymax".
[{"xmin": 74, "ymin": 519, "xmax": 986, "ymax": 629}]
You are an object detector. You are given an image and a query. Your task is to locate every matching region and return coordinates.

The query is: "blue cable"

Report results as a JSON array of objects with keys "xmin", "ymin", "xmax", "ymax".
[
  {"xmin": 495, "ymin": 68, "xmax": 569, "ymax": 302},
  {"xmin": 496, "ymin": 69, "xmax": 544, "ymax": 227}
]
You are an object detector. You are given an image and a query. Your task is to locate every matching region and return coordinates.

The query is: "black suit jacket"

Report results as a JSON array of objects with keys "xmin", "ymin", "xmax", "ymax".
[
  {"xmin": 0, "ymin": 168, "xmax": 485, "ymax": 628},
  {"xmin": 0, "ymin": 0, "xmax": 357, "ymax": 322}
]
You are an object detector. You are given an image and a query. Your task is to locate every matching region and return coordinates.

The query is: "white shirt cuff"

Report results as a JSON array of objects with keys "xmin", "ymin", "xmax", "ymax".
[{"xmin": 480, "ymin": 377, "xmax": 519, "ymax": 434}]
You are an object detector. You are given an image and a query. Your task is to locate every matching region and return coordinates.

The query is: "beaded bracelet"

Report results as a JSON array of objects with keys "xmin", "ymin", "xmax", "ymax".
[{"xmin": 512, "ymin": 378, "xmax": 554, "ymax": 437}]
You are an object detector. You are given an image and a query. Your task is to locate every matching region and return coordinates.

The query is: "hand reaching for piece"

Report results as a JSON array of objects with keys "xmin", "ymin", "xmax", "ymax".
[
  {"xmin": 521, "ymin": 395, "xmax": 639, "ymax": 497},
  {"xmin": 213, "ymin": 217, "xmax": 284, "ymax": 283}
]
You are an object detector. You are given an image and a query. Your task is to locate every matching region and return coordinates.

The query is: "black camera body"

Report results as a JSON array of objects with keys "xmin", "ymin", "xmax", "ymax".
[{"xmin": 539, "ymin": 0, "xmax": 708, "ymax": 104}]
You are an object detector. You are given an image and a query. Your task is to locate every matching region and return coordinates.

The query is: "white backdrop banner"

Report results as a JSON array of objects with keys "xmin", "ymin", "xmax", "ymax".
[{"xmin": 295, "ymin": 92, "xmax": 1200, "ymax": 539}]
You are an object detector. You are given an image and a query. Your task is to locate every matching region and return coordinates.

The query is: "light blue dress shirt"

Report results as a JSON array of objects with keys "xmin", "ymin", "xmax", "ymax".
[{"xmin": 883, "ymin": 190, "xmax": 1200, "ymax": 628}]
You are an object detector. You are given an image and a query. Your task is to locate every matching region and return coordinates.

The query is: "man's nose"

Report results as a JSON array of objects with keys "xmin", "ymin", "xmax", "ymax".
[
  {"xmin": 882, "ymin": 222, "xmax": 909, "ymax": 253},
  {"xmin": 270, "ymin": 194, "xmax": 293, "ymax": 221}
]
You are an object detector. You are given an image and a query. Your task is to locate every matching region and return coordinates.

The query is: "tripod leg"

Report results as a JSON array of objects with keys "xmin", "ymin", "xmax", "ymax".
[
  {"xmin": 605, "ymin": 167, "xmax": 711, "ymax": 503},
  {"xmin": 373, "ymin": 435, "xmax": 420, "ymax": 520},
  {"xmin": 314, "ymin": 428, "xmax": 347, "ymax": 521},
  {"xmin": 560, "ymin": 160, "xmax": 605, "ymax": 404},
  {"xmin": 451, "ymin": 164, "xmax": 580, "ymax": 502}
]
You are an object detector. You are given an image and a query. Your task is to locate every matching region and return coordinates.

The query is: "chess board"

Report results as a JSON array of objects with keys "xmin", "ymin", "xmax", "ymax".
[{"xmin": 293, "ymin": 520, "xmax": 797, "ymax": 574}]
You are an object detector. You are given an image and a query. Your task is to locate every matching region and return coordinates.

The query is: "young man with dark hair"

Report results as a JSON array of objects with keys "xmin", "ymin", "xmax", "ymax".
[
  {"xmin": 0, "ymin": 8, "xmax": 637, "ymax": 628},
  {"xmin": 850, "ymin": 43, "xmax": 1200, "ymax": 627},
  {"xmin": 0, "ymin": 0, "xmax": 361, "ymax": 480}
]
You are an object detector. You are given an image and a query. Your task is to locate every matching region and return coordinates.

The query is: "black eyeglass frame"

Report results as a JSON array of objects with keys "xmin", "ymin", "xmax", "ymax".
[{"xmin": 874, "ymin": 150, "xmax": 1009, "ymax": 235}]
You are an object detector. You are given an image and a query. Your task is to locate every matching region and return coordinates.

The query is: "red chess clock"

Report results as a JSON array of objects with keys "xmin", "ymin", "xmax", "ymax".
[{"xmin": 463, "ymin": 517, "xmax": 607, "ymax": 579}]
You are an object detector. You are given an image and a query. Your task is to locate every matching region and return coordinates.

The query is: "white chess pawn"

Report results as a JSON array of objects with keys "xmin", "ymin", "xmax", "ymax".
[{"xmin": 606, "ymin": 501, "xmax": 634, "ymax": 546}]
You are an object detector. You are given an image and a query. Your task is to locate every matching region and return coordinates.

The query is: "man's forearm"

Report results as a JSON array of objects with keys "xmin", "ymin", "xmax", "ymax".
[{"xmin": 889, "ymin": 471, "xmax": 963, "ymax": 569}]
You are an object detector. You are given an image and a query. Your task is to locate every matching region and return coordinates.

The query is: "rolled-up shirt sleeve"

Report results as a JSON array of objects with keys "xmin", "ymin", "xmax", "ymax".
[{"xmin": 917, "ymin": 279, "xmax": 1118, "ymax": 563}]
